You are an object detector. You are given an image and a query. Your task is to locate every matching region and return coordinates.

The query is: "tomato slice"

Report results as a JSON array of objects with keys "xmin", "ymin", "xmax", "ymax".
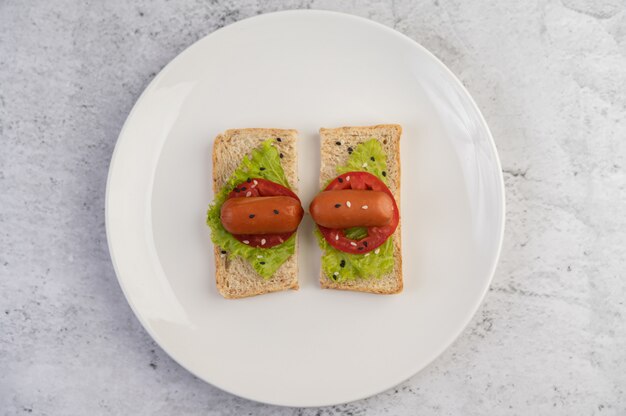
[
  {"xmin": 317, "ymin": 171, "xmax": 399, "ymax": 254},
  {"xmin": 226, "ymin": 178, "xmax": 300, "ymax": 248}
]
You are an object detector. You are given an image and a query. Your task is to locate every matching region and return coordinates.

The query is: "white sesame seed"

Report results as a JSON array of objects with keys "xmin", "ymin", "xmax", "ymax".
[
  {"xmin": 251, "ymin": 184, "xmax": 256, "ymax": 188},
  {"xmin": 257, "ymin": 255, "xmax": 263, "ymax": 259},
  {"xmin": 362, "ymin": 162, "xmax": 368, "ymax": 168},
  {"xmin": 261, "ymin": 238, "xmax": 266, "ymax": 245},
  {"xmin": 253, "ymin": 180, "xmax": 258, "ymax": 185},
  {"xmin": 246, "ymin": 191, "xmax": 251, "ymax": 197},
  {"xmin": 220, "ymin": 253, "xmax": 226, "ymax": 258},
  {"xmin": 350, "ymin": 242, "xmax": 357, "ymax": 247},
  {"xmin": 335, "ymin": 234, "xmax": 339, "ymax": 241},
  {"xmin": 333, "ymin": 272, "xmax": 339, "ymax": 276},
  {"xmin": 278, "ymin": 237, "xmax": 284, "ymax": 243},
  {"xmin": 364, "ymin": 253, "xmax": 370, "ymax": 257},
  {"xmin": 346, "ymin": 176, "xmax": 350, "ymax": 181},
  {"xmin": 346, "ymin": 201, "xmax": 351, "ymax": 208},
  {"xmin": 375, "ymin": 248, "xmax": 380, "ymax": 254},
  {"xmin": 243, "ymin": 240, "xmax": 250, "ymax": 244},
  {"xmin": 361, "ymin": 205, "xmax": 368, "ymax": 209}
]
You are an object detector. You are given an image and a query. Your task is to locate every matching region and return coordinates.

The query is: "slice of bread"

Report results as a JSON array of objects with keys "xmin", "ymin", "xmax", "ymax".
[
  {"xmin": 212, "ymin": 128, "xmax": 299, "ymax": 299},
  {"xmin": 318, "ymin": 124, "xmax": 402, "ymax": 294}
]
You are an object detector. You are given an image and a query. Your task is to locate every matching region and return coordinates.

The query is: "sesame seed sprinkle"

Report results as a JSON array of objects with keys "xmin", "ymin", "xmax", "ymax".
[
  {"xmin": 253, "ymin": 180, "xmax": 258, "ymax": 185},
  {"xmin": 257, "ymin": 255, "xmax": 263, "ymax": 258},
  {"xmin": 346, "ymin": 201, "xmax": 351, "ymax": 208},
  {"xmin": 346, "ymin": 176, "xmax": 350, "ymax": 181},
  {"xmin": 362, "ymin": 162, "xmax": 368, "ymax": 168},
  {"xmin": 243, "ymin": 240, "xmax": 250, "ymax": 244},
  {"xmin": 333, "ymin": 272, "xmax": 339, "ymax": 276},
  {"xmin": 364, "ymin": 253, "xmax": 370, "ymax": 257},
  {"xmin": 350, "ymin": 242, "xmax": 357, "ymax": 247},
  {"xmin": 261, "ymin": 239, "xmax": 266, "ymax": 245},
  {"xmin": 246, "ymin": 191, "xmax": 252, "ymax": 197},
  {"xmin": 361, "ymin": 205, "xmax": 368, "ymax": 209},
  {"xmin": 375, "ymin": 248, "xmax": 380, "ymax": 254},
  {"xmin": 335, "ymin": 234, "xmax": 339, "ymax": 241},
  {"xmin": 334, "ymin": 203, "xmax": 341, "ymax": 208}
]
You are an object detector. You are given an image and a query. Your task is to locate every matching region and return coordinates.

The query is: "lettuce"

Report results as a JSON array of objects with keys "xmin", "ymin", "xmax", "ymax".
[
  {"xmin": 206, "ymin": 140, "xmax": 295, "ymax": 279},
  {"xmin": 336, "ymin": 138, "xmax": 389, "ymax": 185},
  {"xmin": 317, "ymin": 139, "xmax": 395, "ymax": 282}
]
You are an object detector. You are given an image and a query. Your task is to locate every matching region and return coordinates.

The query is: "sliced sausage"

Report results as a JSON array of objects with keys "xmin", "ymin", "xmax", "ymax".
[
  {"xmin": 221, "ymin": 196, "xmax": 303, "ymax": 235},
  {"xmin": 309, "ymin": 190, "xmax": 394, "ymax": 228}
]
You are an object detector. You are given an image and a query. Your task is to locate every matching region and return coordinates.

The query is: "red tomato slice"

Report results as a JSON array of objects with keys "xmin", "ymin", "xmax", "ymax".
[
  {"xmin": 317, "ymin": 171, "xmax": 399, "ymax": 254},
  {"xmin": 226, "ymin": 178, "xmax": 299, "ymax": 248}
]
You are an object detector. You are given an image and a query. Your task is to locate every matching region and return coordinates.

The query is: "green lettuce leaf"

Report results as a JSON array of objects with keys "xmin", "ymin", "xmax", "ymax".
[
  {"xmin": 315, "ymin": 229, "xmax": 394, "ymax": 282},
  {"xmin": 206, "ymin": 139, "xmax": 295, "ymax": 279},
  {"xmin": 317, "ymin": 139, "xmax": 395, "ymax": 282},
  {"xmin": 344, "ymin": 227, "xmax": 368, "ymax": 240},
  {"xmin": 336, "ymin": 138, "xmax": 389, "ymax": 184}
]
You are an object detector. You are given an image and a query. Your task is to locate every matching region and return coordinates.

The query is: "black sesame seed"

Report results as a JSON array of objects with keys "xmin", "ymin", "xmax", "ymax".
[
  {"xmin": 334, "ymin": 203, "xmax": 341, "ymax": 208},
  {"xmin": 260, "ymin": 167, "xmax": 266, "ymax": 171},
  {"xmin": 279, "ymin": 153, "xmax": 284, "ymax": 159},
  {"xmin": 273, "ymin": 209, "xmax": 279, "ymax": 214},
  {"xmin": 335, "ymin": 141, "xmax": 342, "ymax": 146},
  {"xmin": 241, "ymin": 186, "xmax": 246, "ymax": 191},
  {"xmin": 220, "ymin": 250, "xmax": 227, "ymax": 254},
  {"xmin": 382, "ymin": 171, "xmax": 387, "ymax": 177},
  {"xmin": 370, "ymin": 156, "xmax": 375, "ymax": 161},
  {"xmin": 260, "ymin": 261, "xmax": 266, "ymax": 265},
  {"xmin": 249, "ymin": 214, "xmax": 255, "ymax": 218},
  {"xmin": 363, "ymin": 241, "xmax": 368, "ymax": 247},
  {"xmin": 276, "ymin": 137, "xmax": 282, "ymax": 142},
  {"xmin": 338, "ymin": 177, "xmax": 343, "ymax": 183},
  {"xmin": 247, "ymin": 178, "xmax": 251, "ymax": 183},
  {"xmin": 347, "ymin": 147, "xmax": 353, "ymax": 154},
  {"xmin": 340, "ymin": 260, "xmax": 346, "ymax": 268}
]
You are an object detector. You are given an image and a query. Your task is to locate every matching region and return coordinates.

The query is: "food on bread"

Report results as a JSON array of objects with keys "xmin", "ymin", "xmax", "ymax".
[
  {"xmin": 312, "ymin": 125, "xmax": 402, "ymax": 294},
  {"xmin": 206, "ymin": 129, "xmax": 302, "ymax": 299},
  {"xmin": 309, "ymin": 190, "xmax": 394, "ymax": 228},
  {"xmin": 221, "ymin": 196, "xmax": 304, "ymax": 235}
]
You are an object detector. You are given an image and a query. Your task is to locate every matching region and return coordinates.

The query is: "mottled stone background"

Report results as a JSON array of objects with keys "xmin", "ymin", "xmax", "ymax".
[{"xmin": 1, "ymin": 0, "xmax": 625, "ymax": 414}]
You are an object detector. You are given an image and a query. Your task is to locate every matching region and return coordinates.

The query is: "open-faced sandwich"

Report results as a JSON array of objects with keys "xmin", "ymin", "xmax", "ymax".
[
  {"xmin": 206, "ymin": 128, "xmax": 303, "ymax": 299},
  {"xmin": 310, "ymin": 125, "xmax": 402, "ymax": 294}
]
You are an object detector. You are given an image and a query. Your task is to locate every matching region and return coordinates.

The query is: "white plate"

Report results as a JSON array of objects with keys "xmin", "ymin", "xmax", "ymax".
[{"xmin": 106, "ymin": 10, "xmax": 505, "ymax": 407}]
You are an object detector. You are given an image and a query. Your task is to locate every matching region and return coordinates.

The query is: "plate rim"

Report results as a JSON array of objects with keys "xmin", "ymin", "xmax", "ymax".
[{"xmin": 105, "ymin": 9, "xmax": 506, "ymax": 407}]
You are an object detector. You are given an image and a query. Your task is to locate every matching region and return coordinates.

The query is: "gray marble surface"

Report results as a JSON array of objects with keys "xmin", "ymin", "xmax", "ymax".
[{"xmin": 1, "ymin": 0, "xmax": 625, "ymax": 414}]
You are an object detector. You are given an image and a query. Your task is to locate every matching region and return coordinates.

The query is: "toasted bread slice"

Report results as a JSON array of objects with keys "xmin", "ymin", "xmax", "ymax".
[
  {"xmin": 212, "ymin": 128, "xmax": 299, "ymax": 299},
  {"xmin": 318, "ymin": 124, "xmax": 402, "ymax": 294}
]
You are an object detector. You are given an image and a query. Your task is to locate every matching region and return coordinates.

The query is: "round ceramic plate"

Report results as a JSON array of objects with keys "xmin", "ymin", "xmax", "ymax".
[{"xmin": 106, "ymin": 10, "xmax": 504, "ymax": 407}]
